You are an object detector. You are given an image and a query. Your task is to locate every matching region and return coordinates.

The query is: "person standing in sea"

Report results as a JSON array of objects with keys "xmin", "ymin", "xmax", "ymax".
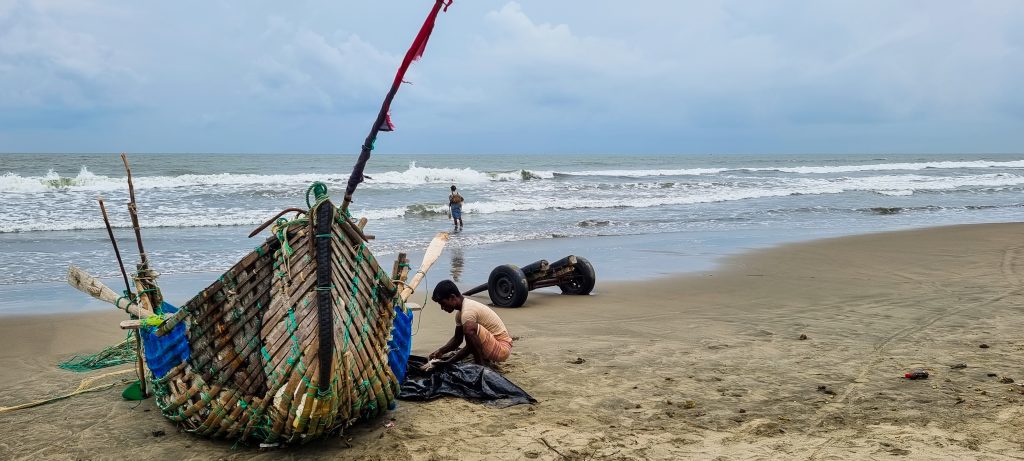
[{"xmin": 448, "ymin": 185, "xmax": 464, "ymax": 230}]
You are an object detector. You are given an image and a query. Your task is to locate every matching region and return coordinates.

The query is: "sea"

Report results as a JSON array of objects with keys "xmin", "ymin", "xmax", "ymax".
[{"xmin": 1, "ymin": 152, "xmax": 1022, "ymax": 314}]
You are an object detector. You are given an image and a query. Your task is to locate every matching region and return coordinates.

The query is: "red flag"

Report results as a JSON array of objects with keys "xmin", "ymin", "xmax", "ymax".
[
  {"xmin": 387, "ymin": 0, "xmax": 452, "ymax": 99},
  {"xmin": 345, "ymin": 1, "xmax": 453, "ymax": 203}
]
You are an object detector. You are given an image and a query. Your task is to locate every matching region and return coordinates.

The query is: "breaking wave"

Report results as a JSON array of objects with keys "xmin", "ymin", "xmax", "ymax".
[
  {"xmin": 5, "ymin": 159, "xmax": 1024, "ymax": 194},
  {"xmin": 0, "ymin": 163, "xmax": 557, "ymax": 193}
]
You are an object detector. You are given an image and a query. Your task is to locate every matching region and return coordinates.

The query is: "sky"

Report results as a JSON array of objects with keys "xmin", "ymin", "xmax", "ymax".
[{"xmin": 1, "ymin": 0, "xmax": 1022, "ymax": 155}]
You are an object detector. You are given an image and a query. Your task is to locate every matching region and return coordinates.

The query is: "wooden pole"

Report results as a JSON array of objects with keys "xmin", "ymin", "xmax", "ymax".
[
  {"xmin": 97, "ymin": 197, "xmax": 132, "ymax": 296},
  {"xmin": 97, "ymin": 196, "xmax": 148, "ymax": 393},
  {"xmin": 342, "ymin": 0, "xmax": 450, "ymax": 211},
  {"xmin": 120, "ymin": 153, "xmax": 151, "ymax": 398},
  {"xmin": 121, "ymin": 154, "xmax": 149, "ymax": 270}
]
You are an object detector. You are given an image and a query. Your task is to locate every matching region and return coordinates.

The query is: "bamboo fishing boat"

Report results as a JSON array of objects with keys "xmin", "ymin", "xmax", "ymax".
[{"xmin": 66, "ymin": 0, "xmax": 454, "ymax": 445}]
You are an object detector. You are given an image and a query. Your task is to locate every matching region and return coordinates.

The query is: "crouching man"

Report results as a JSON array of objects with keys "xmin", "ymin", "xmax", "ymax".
[{"xmin": 428, "ymin": 280, "xmax": 513, "ymax": 366}]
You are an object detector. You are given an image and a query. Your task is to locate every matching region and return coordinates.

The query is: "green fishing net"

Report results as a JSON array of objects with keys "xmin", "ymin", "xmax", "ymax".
[{"xmin": 58, "ymin": 334, "xmax": 138, "ymax": 372}]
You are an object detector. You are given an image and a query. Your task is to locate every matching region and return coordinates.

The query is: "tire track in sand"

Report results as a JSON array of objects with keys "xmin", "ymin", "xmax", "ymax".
[{"xmin": 807, "ymin": 245, "xmax": 1024, "ymax": 460}]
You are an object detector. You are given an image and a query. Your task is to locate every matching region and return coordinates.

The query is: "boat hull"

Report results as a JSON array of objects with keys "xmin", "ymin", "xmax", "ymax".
[{"xmin": 146, "ymin": 199, "xmax": 403, "ymax": 444}]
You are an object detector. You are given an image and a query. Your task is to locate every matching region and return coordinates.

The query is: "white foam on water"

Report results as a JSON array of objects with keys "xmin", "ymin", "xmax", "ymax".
[
  {"xmin": 876, "ymin": 190, "xmax": 915, "ymax": 196},
  {"xmin": 5, "ymin": 159, "xmax": 1022, "ymax": 194},
  {"xmin": 349, "ymin": 206, "xmax": 408, "ymax": 220},
  {"xmin": 565, "ymin": 168, "xmax": 729, "ymax": 177},
  {"xmin": 368, "ymin": 162, "xmax": 492, "ymax": 185},
  {"xmin": 367, "ymin": 162, "xmax": 553, "ymax": 184},
  {"xmin": 0, "ymin": 167, "xmax": 353, "ymax": 193},
  {"xmin": 738, "ymin": 160, "xmax": 1024, "ymax": 174},
  {"xmin": 553, "ymin": 160, "xmax": 1024, "ymax": 178},
  {"xmin": 0, "ymin": 162, "xmax": 557, "ymax": 194},
  {"xmin": 2, "ymin": 171, "xmax": 1024, "ymax": 232}
]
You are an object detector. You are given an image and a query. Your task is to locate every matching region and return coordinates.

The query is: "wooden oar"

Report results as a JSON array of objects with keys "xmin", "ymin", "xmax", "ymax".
[
  {"xmin": 67, "ymin": 265, "xmax": 154, "ymax": 318},
  {"xmin": 400, "ymin": 232, "xmax": 449, "ymax": 301}
]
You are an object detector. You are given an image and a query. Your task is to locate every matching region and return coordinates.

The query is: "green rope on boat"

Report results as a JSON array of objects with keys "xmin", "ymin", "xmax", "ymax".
[
  {"xmin": 275, "ymin": 217, "xmax": 294, "ymax": 256},
  {"xmin": 306, "ymin": 182, "xmax": 330, "ymax": 209},
  {"xmin": 58, "ymin": 333, "xmax": 138, "ymax": 372},
  {"xmin": 115, "ymin": 294, "xmax": 133, "ymax": 311}
]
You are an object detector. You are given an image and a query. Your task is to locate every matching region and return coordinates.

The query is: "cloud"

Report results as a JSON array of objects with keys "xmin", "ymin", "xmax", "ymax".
[
  {"xmin": 246, "ymin": 18, "xmax": 399, "ymax": 114},
  {"xmin": 1, "ymin": 0, "xmax": 1023, "ymax": 153},
  {"xmin": 471, "ymin": 2, "xmax": 670, "ymax": 110},
  {"xmin": 0, "ymin": 0, "xmax": 139, "ymax": 121}
]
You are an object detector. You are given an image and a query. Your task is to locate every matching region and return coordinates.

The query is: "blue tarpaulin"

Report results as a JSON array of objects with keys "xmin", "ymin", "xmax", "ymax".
[
  {"xmin": 387, "ymin": 303, "xmax": 414, "ymax": 383},
  {"xmin": 140, "ymin": 302, "xmax": 191, "ymax": 379}
]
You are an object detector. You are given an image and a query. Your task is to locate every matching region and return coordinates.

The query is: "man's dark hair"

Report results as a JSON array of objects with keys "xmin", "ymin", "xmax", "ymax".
[
  {"xmin": 432, "ymin": 279, "xmax": 460, "ymax": 302},
  {"xmin": 450, "ymin": 185, "xmax": 457, "ymax": 191}
]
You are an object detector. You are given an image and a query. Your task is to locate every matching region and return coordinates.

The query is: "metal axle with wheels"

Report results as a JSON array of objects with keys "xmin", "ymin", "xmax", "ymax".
[{"xmin": 463, "ymin": 255, "xmax": 596, "ymax": 307}]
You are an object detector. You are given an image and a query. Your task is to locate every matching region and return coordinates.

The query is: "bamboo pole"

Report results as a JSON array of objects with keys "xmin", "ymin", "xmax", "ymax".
[
  {"xmin": 121, "ymin": 154, "xmax": 162, "ymax": 312},
  {"xmin": 97, "ymin": 197, "xmax": 132, "ymax": 295},
  {"xmin": 342, "ymin": 0, "xmax": 451, "ymax": 211},
  {"xmin": 97, "ymin": 196, "xmax": 148, "ymax": 394},
  {"xmin": 119, "ymin": 153, "xmax": 153, "ymax": 398}
]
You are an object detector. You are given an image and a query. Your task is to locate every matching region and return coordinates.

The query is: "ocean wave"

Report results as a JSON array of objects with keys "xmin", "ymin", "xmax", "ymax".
[
  {"xmin": 0, "ymin": 204, "xmax": 408, "ymax": 233},
  {"xmin": 0, "ymin": 211, "xmax": 267, "ymax": 233},
  {"xmin": 563, "ymin": 168, "xmax": 729, "ymax": 177},
  {"xmin": 6, "ymin": 159, "xmax": 1024, "ymax": 195},
  {"xmin": 365, "ymin": 162, "xmax": 553, "ymax": 184},
  {"xmin": 403, "ymin": 203, "xmax": 448, "ymax": 217},
  {"xmin": 538, "ymin": 160, "xmax": 1024, "ymax": 180},
  {"xmin": 859, "ymin": 205, "xmax": 943, "ymax": 215},
  {"xmin": 553, "ymin": 160, "xmax": 1024, "ymax": 177},
  {"xmin": 874, "ymin": 189, "xmax": 915, "ymax": 196},
  {"xmin": 738, "ymin": 160, "xmax": 1024, "ymax": 175},
  {"xmin": 577, "ymin": 219, "xmax": 613, "ymax": 227},
  {"xmin": 436, "ymin": 173, "xmax": 1024, "ymax": 216},
  {"xmin": 763, "ymin": 202, "xmax": 1020, "ymax": 218},
  {"xmin": 0, "ymin": 166, "xmax": 352, "ymax": 193},
  {"xmin": 0, "ymin": 162, "xmax": 560, "ymax": 193},
  {"xmin": 350, "ymin": 207, "xmax": 408, "ymax": 220},
  {"xmin": 4, "ymin": 171, "xmax": 1024, "ymax": 233}
]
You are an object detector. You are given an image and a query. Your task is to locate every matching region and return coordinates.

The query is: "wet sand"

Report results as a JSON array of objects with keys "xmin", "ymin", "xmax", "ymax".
[{"xmin": 1, "ymin": 223, "xmax": 1023, "ymax": 460}]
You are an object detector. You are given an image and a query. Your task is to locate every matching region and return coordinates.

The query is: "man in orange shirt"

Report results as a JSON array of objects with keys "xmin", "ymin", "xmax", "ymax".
[{"xmin": 429, "ymin": 280, "xmax": 513, "ymax": 366}]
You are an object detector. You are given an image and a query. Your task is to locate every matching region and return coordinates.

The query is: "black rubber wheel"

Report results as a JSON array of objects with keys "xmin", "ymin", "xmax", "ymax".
[
  {"xmin": 488, "ymin": 264, "xmax": 529, "ymax": 308},
  {"xmin": 559, "ymin": 256, "xmax": 596, "ymax": 295}
]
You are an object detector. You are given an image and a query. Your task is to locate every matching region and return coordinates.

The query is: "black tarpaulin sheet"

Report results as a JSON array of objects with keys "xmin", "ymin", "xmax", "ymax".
[{"xmin": 398, "ymin": 355, "xmax": 536, "ymax": 408}]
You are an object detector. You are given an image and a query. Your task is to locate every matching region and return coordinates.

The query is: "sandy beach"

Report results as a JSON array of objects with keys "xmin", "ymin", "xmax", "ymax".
[{"xmin": 1, "ymin": 223, "xmax": 1023, "ymax": 460}]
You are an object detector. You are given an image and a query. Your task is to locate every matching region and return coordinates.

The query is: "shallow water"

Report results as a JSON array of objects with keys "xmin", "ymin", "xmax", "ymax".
[{"xmin": 1, "ymin": 152, "xmax": 1022, "ymax": 313}]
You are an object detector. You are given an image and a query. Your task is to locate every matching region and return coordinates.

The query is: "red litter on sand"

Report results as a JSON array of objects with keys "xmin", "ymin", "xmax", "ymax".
[{"xmin": 904, "ymin": 369, "xmax": 929, "ymax": 380}]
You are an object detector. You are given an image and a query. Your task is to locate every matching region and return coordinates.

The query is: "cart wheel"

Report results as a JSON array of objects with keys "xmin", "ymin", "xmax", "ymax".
[
  {"xmin": 488, "ymin": 264, "xmax": 529, "ymax": 308},
  {"xmin": 559, "ymin": 256, "xmax": 596, "ymax": 295}
]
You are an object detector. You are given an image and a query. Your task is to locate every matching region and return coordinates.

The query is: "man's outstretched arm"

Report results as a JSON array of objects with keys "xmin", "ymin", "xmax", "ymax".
[
  {"xmin": 439, "ymin": 320, "xmax": 480, "ymax": 364},
  {"xmin": 429, "ymin": 325, "xmax": 464, "ymax": 359}
]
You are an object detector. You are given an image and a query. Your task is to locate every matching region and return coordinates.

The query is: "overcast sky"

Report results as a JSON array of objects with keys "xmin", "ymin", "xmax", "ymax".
[{"xmin": 1, "ymin": 0, "xmax": 1022, "ymax": 154}]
